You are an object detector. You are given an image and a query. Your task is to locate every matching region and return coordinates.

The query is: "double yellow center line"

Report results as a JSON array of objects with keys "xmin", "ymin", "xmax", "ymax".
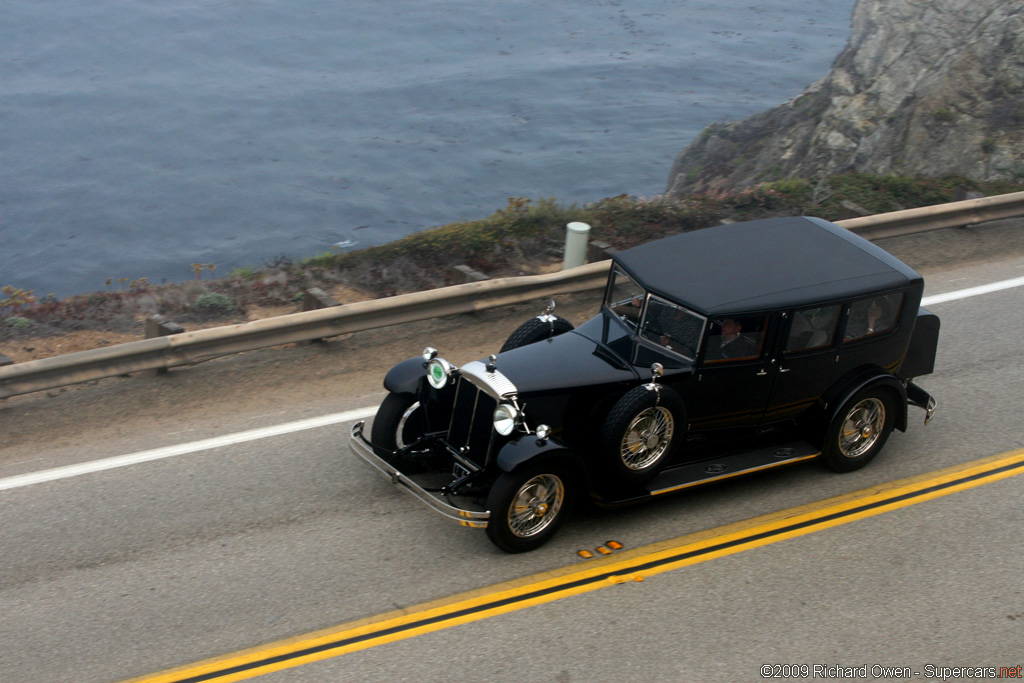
[{"xmin": 126, "ymin": 448, "xmax": 1024, "ymax": 683}]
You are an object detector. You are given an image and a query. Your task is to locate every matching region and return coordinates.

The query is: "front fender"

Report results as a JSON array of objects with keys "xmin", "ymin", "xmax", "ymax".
[
  {"xmin": 496, "ymin": 433, "xmax": 583, "ymax": 475},
  {"xmin": 383, "ymin": 357, "xmax": 427, "ymax": 395}
]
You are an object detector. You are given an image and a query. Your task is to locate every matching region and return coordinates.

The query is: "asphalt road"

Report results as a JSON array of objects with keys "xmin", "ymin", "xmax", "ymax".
[{"xmin": 1, "ymin": 221, "xmax": 1023, "ymax": 683}]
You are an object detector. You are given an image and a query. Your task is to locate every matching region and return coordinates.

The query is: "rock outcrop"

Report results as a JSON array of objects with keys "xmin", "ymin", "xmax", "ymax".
[{"xmin": 666, "ymin": 0, "xmax": 1024, "ymax": 196}]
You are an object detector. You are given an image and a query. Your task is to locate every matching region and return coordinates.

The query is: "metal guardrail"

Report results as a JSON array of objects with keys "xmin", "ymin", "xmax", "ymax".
[{"xmin": 2, "ymin": 191, "xmax": 1024, "ymax": 400}]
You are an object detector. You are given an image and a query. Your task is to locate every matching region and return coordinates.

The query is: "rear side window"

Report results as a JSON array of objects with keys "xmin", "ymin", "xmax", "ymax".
[
  {"xmin": 845, "ymin": 292, "xmax": 904, "ymax": 341},
  {"xmin": 786, "ymin": 305, "xmax": 841, "ymax": 353}
]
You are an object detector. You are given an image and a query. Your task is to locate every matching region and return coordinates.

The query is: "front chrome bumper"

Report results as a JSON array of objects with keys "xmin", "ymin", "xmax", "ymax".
[{"xmin": 349, "ymin": 421, "xmax": 490, "ymax": 528}]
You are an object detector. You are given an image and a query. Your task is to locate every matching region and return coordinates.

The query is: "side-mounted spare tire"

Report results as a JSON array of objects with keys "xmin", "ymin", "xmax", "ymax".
[
  {"xmin": 499, "ymin": 315, "xmax": 574, "ymax": 353},
  {"xmin": 600, "ymin": 384, "xmax": 685, "ymax": 484}
]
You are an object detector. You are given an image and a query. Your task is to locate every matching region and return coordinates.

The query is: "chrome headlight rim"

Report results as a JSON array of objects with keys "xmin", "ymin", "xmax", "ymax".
[
  {"xmin": 426, "ymin": 357, "xmax": 454, "ymax": 389},
  {"xmin": 493, "ymin": 403, "xmax": 520, "ymax": 436}
]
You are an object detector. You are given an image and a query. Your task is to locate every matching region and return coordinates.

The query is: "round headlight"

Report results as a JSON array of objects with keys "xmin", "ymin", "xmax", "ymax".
[
  {"xmin": 426, "ymin": 358, "xmax": 451, "ymax": 389},
  {"xmin": 493, "ymin": 403, "xmax": 519, "ymax": 436},
  {"xmin": 535, "ymin": 424, "xmax": 551, "ymax": 440}
]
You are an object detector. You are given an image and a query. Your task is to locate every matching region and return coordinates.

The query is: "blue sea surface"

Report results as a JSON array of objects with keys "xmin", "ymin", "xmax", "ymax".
[{"xmin": 1, "ymin": 0, "xmax": 856, "ymax": 297}]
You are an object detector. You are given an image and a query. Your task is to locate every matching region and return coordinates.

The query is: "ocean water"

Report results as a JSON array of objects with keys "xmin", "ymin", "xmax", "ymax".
[{"xmin": 0, "ymin": 0, "xmax": 856, "ymax": 297}]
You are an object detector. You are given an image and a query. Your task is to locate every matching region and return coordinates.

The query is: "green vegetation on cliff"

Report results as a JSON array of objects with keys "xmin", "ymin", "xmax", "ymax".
[{"xmin": 3, "ymin": 173, "xmax": 1022, "ymax": 338}]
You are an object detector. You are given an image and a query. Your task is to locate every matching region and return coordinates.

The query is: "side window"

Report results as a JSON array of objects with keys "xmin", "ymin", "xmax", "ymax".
[
  {"xmin": 786, "ymin": 305, "xmax": 841, "ymax": 354},
  {"xmin": 845, "ymin": 292, "xmax": 904, "ymax": 341},
  {"xmin": 640, "ymin": 296, "xmax": 705, "ymax": 360},
  {"xmin": 704, "ymin": 315, "xmax": 767, "ymax": 363}
]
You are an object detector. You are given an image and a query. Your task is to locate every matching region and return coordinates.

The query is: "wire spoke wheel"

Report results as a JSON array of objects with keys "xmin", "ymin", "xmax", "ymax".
[
  {"xmin": 620, "ymin": 406, "xmax": 674, "ymax": 470},
  {"xmin": 506, "ymin": 474, "xmax": 565, "ymax": 538},
  {"xmin": 838, "ymin": 397, "xmax": 885, "ymax": 458}
]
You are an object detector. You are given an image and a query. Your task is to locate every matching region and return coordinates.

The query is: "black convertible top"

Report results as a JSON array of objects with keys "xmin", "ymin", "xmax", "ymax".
[{"xmin": 612, "ymin": 216, "xmax": 923, "ymax": 315}]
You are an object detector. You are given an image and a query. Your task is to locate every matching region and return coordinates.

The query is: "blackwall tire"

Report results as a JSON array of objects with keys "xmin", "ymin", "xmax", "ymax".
[
  {"xmin": 600, "ymin": 384, "xmax": 685, "ymax": 484},
  {"xmin": 821, "ymin": 386, "xmax": 896, "ymax": 473},
  {"xmin": 370, "ymin": 392, "xmax": 426, "ymax": 452},
  {"xmin": 485, "ymin": 462, "xmax": 575, "ymax": 553},
  {"xmin": 499, "ymin": 316, "xmax": 574, "ymax": 353}
]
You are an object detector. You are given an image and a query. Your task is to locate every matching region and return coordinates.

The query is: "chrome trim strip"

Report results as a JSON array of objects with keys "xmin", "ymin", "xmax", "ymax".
[
  {"xmin": 459, "ymin": 360, "xmax": 518, "ymax": 400},
  {"xmin": 649, "ymin": 453, "xmax": 820, "ymax": 497},
  {"xmin": 349, "ymin": 421, "xmax": 490, "ymax": 528}
]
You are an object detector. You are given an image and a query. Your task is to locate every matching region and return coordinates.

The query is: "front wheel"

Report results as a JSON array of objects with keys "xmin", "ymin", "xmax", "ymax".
[
  {"xmin": 821, "ymin": 387, "xmax": 895, "ymax": 472},
  {"xmin": 370, "ymin": 392, "xmax": 426, "ymax": 452},
  {"xmin": 485, "ymin": 463, "xmax": 575, "ymax": 553}
]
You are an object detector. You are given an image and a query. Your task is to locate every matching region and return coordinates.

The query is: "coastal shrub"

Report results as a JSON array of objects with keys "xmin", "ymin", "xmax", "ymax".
[
  {"xmin": 5, "ymin": 173, "xmax": 1022, "ymax": 333},
  {"xmin": 229, "ymin": 265, "xmax": 260, "ymax": 280},
  {"xmin": 1, "ymin": 285, "xmax": 37, "ymax": 314},
  {"xmin": 4, "ymin": 316, "xmax": 32, "ymax": 329},
  {"xmin": 191, "ymin": 292, "xmax": 237, "ymax": 316}
]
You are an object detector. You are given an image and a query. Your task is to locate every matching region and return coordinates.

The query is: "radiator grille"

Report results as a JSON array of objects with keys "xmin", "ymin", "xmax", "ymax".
[{"xmin": 447, "ymin": 377, "xmax": 497, "ymax": 466}]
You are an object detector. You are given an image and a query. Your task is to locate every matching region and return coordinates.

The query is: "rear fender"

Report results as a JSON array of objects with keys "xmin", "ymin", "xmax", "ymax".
[{"xmin": 824, "ymin": 371, "xmax": 909, "ymax": 433}]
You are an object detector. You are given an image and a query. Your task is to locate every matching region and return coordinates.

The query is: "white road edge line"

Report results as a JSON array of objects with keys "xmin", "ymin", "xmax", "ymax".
[
  {"xmin": 2, "ymin": 275, "xmax": 1023, "ymax": 493},
  {"xmin": 0, "ymin": 407, "xmax": 377, "ymax": 491},
  {"xmin": 921, "ymin": 275, "xmax": 1024, "ymax": 306}
]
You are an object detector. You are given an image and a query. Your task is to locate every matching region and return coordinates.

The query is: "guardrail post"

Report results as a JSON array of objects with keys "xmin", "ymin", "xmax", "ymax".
[
  {"xmin": 838, "ymin": 200, "xmax": 872, "ymax": 219},
  {"xmin": 563, "ymin": 222, "xmax": 591, "ymax": 270},
  {"xmin": 0, "ymin": 353, "xmax": 13, "ymax": 367},
  {"xmin": 145, "ymin": 315, "xmax": 184, "ymax": 375},
  {"xmin": 588, "ymin": 240, "xmax": 616, "ymax": 262},
  {"xmin": 302, "ymin": 288, "xmax": 342, "ymax": 343},
  {"xmin": 954, "ymin": 187, "xmax": 985, "ymax": 202},
  {"xmin": 453, "ymin": 265, "xmax": 489, "ymax": 283},
  {"xmin": 302, "ymin": 287, "xmax": 341, "ymax": 312}
]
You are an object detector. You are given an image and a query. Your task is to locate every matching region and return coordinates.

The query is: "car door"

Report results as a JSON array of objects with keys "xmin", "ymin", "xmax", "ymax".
[
  {"xmin": 761, "ymin": 304, "xmax": 843, "ymax": 425},
  {"xmin": 677, "ymin": 313, "xmax": 776, "ymax": 433}
]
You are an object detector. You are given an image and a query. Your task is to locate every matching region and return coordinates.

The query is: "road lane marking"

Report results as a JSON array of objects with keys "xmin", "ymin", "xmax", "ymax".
[
  {"xmin": 3, "ymin": 274, "xmax": 1022, "ymax": 493},
  {"xmin": 122, "ymin": 448, "xmax": 1024, "ymax": 683},
  {"xmin": 0, "ymin": 407, "xmax": 377, "ymax": 491},
  {"xmin": 921, "ymin": 275, "xmax": 1024, "ymax": 306}
]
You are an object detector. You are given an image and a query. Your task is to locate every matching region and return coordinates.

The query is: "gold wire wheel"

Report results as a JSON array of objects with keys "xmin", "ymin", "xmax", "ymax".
[
  {"xmin": 838, "ymin": 397, "xmax": 886, "ymax": 458},
  {"xmin": 620, "ymin": 406, "xmax": 675, "ymax": 470},
  {"xmin": 506, "ymin": 473, "xmax": 565, "ymax": 538}
]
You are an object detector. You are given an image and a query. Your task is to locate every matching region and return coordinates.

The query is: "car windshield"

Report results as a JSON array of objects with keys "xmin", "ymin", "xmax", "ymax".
[
  {"xmin": 605, "ymin": 268, "xmax": 647, "ymax": 330},
  {"xmin": 640, "ymin": 295, "xmax": 705, "ymax": 360}
]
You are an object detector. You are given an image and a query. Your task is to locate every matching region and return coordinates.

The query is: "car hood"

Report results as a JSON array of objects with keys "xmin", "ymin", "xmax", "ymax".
[{"xmin": 486, "ymin": 328, "xmax": 639, "ymax": 396}]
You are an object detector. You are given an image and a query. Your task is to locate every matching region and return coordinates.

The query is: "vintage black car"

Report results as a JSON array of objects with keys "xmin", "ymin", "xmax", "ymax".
[{"xmin": 350, "ymin": 216, "xmax": 939, "ymax": 552}]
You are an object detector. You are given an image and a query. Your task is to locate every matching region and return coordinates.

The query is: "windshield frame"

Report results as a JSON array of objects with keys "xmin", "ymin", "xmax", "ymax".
[{"xmin": 604, "ymin": 268, "xmax": 707, "ymax": 362}]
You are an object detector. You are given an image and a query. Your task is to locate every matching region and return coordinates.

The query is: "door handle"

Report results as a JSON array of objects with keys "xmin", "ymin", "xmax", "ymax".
[{"xmin": 778, "ymin": 366, "xmax": 791, "ymax": 373}]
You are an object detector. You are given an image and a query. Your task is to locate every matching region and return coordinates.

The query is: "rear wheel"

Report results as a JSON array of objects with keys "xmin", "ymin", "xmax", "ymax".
[
  {"xmin": 499, "ymin": 316, "xmax": 574, "ymax": 352},
  {"xmin": 821, "ymin": 387, "xmax": 895, "ymax": 472},
  {"xmin": 485, "ymin": 462, "xmax": 575, "ymax": 553}
]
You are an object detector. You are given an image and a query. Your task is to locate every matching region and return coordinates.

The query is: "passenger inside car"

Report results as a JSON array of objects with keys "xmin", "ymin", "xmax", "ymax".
[{"xmin": 705, "ymin": 317, "xmax": 762, "ymax": 361}]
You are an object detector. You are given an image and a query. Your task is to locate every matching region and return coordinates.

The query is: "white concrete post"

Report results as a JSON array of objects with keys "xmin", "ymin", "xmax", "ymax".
[{"xmin": 563, "ymin": 221, "xmax": 591, "ymax": 270}]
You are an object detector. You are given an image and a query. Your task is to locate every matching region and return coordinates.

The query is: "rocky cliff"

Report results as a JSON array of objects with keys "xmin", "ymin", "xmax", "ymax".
[{"xmin": 666, "ymin": 0, "xmax": 1024, "ymax": 196}]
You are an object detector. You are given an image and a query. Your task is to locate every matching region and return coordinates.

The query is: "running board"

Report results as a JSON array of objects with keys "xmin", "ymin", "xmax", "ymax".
[{"xmin": 647, "ymin": 441, "xmax": 820, "ymax": 496}]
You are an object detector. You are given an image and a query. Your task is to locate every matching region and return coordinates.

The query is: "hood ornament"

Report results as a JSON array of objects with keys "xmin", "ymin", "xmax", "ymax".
[{"xmin": 486, "ymin": 354, "xmax": 498, "ymax": 373}]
